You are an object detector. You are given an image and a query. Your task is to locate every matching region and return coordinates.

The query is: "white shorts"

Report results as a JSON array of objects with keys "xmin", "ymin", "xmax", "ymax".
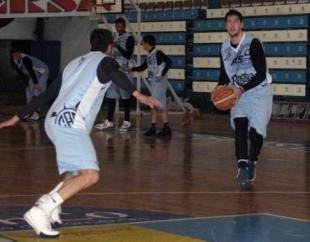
[
  {"xmin": 230, "ymin": 83, "xmax": 273, "ymax": 138},
  {"xmin": 45, "ymin": 122, "xmax": 99, "ymax": 175},
  {"xmin": 26, "ymin": 70, "xmax": 49, "ymax": 98}
]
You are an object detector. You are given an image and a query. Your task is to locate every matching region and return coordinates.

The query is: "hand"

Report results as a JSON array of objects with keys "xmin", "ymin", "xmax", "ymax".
[
  {"xmin": 132, "ymin": 91, "xmax": 160, "ymax": 109},
  {"xmin": 210, "ymin": 85, "xmax": 226, "ymax": 101},
  {"xmin": 35, "ymin": 83, "xmax": 41, "ymax": 93},
  {"xmin": 232, "ymin": 86, "xmax": 243, "ymax": 106},
  {"xmin": 0, "ymin": 115, "xmax": 20, "ymax": 129},
  {"xmin": 156, "ymin": 76, "xmax": 164, "ymax": 82},
  {"xmin": 112, "ymin": 42, "xmax": 118, "ymax": 48}
]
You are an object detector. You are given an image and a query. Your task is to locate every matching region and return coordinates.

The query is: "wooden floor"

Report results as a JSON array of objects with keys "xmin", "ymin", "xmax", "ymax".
[{"xmin": 0, "ymin": 112, "xmax": 309, "ymax": 222}]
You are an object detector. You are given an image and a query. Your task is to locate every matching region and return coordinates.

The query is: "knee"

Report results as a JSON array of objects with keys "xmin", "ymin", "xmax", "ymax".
[
  {"xmin": 234, "ymin": 118, "xmax": 248, "ymax": 137},
  {"xmin": 81, "ymin": 170, "xmax": 100, "ymax": 187},
  {"xmin": 249, "ymin": 127, "xmax": 263, "ymax": 144}
]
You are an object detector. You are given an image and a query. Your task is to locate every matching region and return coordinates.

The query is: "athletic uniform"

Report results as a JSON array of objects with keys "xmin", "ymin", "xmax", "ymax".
[
  {"xmin": 219, "ymin": 34, "xmax": 273, "ymax": 138},
  {"xmin": 21, "ymin": 51, "xmax": 136, "ymax": 175},
  {"xmin": 219, "ymin": 33, "xmax": 273, "ymax": 187},
  {"xmin": 132, "ymin": 47, "xmax": 171, "ymax": 111},
  {"xmin": 106, "ymin": 32, "xmax": 134, "ymax": 99},
  {"xmin": 12, "ymin": 54, "xmax": 49, "ymax": 98}
]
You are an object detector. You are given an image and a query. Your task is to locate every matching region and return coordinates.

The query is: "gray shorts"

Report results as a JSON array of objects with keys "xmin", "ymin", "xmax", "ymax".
[
  {"xmin": 106, "ymin": 82, "xmax": 131, "ymax": 100},
  {"xmin": 26, "ymin": 70, "xmax": 49, "ymax": 98},
  {"xmin": 151, "ymin": 79, "xmax": 168, "ymax": 112},
  {"xmin": 45, "ymin": 122, "xmax": 99, "ymax": 175}
]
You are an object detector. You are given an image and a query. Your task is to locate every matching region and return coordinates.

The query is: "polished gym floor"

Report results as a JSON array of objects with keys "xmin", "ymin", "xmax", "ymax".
[{"xmin": 0, "ymin": 113, "xmax": 309, "ymax": 242}]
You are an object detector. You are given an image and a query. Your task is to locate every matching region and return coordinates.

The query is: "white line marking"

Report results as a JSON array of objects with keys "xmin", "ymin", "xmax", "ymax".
[{"xmin": 0, "ymin": 191, "xmax": 310, "ymax": 198}]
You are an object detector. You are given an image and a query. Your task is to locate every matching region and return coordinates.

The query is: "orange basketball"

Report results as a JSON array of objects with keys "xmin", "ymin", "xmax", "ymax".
[{"xmin": 212, "ymin": 86, "xmax": 237, "ymax": 111}]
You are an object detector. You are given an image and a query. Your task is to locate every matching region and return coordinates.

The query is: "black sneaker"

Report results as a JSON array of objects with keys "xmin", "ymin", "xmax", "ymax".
[
  {"xmin": 143, "ymin": 126, "xmax": 156, "ymax": 136},
  {"xmin": 248, "ymin": 160, "xmax": 257, "ymax": 182},
  {"xmin": 157, "ymin": 126, "xmax": 172, "ymax": 136},
  {"xmin": 236, "ymin": 159, "xmax": 250, "ymax": 189}
]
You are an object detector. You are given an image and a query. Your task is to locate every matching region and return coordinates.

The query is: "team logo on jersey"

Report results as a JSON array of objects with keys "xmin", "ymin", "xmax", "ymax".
[
  {"xmin": 51, "ymin": 104, "xmax": 79, "ymax": 128},
  {"xmin": 231, "ymin": 49, "xmax": 250, "ymax": 65},
  {"xmin": 232, "ymin": 73, "xmax": 254, "ymax": 86}
]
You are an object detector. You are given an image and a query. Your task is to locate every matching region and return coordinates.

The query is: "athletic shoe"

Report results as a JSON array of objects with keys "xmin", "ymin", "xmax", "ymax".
[
  {"xmin": 143, "ymin": 126, "xmax": 156, "ymax": 136},
  {"xmin": 248, "ymin": 160, "xmax": 257, "ymax": 182},
  {"xmin": 95, "ymin": 120, "xmax": 113, "ymax": 130},
  {"xmin": 236, "ymin": 159, "xmax": 250, "ymax": 189},
  {"xmin": 157, "ymin": 126, "xmax": 172, "ymax": 136},
  {"xmin": 24, "ymin": 207, "xmax": 60, "ymax": 238},
  {"xmin": 36, "ymin": 195, "xmax": 62, "ymax": 225},
  {"xmin": 25, "ymin": 112, "xmax": 40, "ymax": 122},
  {"xmin": 119, "ymin": 121, "xmax": 131, "ymax": 132}
]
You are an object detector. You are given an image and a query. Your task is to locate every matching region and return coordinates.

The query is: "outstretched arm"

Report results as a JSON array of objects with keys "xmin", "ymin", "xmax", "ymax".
[
  {"xmin": 0, "ymin": 76, "xmax": 62, "ymax": 129},
  {"xmin": 97, "ymin": 57, "xmax": 159, "ymax": 109}
]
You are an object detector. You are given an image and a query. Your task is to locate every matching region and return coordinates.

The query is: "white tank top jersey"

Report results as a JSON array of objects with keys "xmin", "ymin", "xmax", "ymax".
[
  {"xmin": 112, "ymin": 32, "xmax": 131, "ymax": 69},
  {"xmin": 221, "ymin": 34, "xmax": 272, "ymax": 88},
  {"xmin": 15, "ymin": 54, "xmax": 49, "ymax": 77},
  {"xmin": 46, "ymin": 51, "xmax": 112, "ymax": 132},
  {"xmin": 147, "ymin": 48, "xmax": 168, "ymax": 83}
]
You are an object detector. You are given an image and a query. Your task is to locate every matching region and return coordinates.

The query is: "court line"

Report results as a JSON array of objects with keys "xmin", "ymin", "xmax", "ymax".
[
  {"xmin": 0, "ymin": 191, "xmax": 310, "ymax": 198},
  {"xmin": 3, "ymin": 212, "xmax": 309, "ymax": 235}
]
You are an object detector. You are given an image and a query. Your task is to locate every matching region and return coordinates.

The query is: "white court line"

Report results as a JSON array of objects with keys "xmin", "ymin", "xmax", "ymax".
[
  {"xmin": 3, "ymin": 212, "xmax": 309, "ymax": 235},
  {"xmin": 0, "ymin": 191, "xmax": 310, "ymax": 198}
]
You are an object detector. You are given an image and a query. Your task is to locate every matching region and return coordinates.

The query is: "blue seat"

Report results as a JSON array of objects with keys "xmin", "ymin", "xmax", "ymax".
[{"xmin": 193, "ymin": 43, "xmax": 308, "ymax": 57}]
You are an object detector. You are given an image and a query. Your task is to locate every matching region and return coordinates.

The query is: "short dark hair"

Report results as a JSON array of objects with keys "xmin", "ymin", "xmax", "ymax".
[
  {"xmin": 142, "ymin": 35, "xmax": 156, "ymax": 46},
  {"xmin": 90, "ymin": 28, "xmax": 113, "ymax": 52},
  {"xmin": 115, "ymin": 17, "xmax": 126, "ymax": 25},
  {"xmin": 225, "ymin": 9, "xmax": 243, "ymax": 22}
]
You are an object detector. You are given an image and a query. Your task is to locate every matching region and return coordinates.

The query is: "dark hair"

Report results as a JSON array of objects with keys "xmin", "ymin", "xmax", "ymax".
[
  {"xmin": 90, "ymin": 28, "xmax": 113, "ymax": 52},
  {"xmin": 115, "ymin": 17, "xmax": 126, "ymax": 25},
  {"xmin": 142, "ymin": 35, "xmax": 156, "ymax": 46},
  {"xmin": 225, "ymin": 9, "xmax": 243, "ymax": 22}
]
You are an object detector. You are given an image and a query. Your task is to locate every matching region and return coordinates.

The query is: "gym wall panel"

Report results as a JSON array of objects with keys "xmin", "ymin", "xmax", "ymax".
[
  {"xmin": 134, "ymin": 45, "xmax": 186, "ymax": 56},
  {"xmin": 194, "ymin": 29, "xmax": 308, "ymax": 43},
  {"xmin": 207, "ymin": 4, "xmax": 310, "ymax": 19},
  {"xmin": 192, "ymin": 43, "xmax": 308, "ymax": 57},
  {"xmin": 192, "ymin": 81, "xmax": 306, "ymax": 96},
  {"xmin": 193, "ymin": 57, "xmax": 307, "ymax": 69},
  {"xmin": 194, "ymin": 15, "xmax": 309, "ymax": 31},
  {"xmin": 99, "ymin": 21, "xmax": 187, "ymax": 32}
]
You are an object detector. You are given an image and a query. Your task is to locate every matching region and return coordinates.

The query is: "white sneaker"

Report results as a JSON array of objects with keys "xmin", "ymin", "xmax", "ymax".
[
  {"xmin": 24, "ymin": 207, "xmax": 60, "ymax": 238},
  {"xmin": 119, "ymin": 121, "xmax": 131, "ymax": 132},
  {"xmin": 95, "ymin": 120, "xmax": 114, "ymax": 130},
  {"xmin": 36, "ymin": 195, "xmax": 62, "ymax": 225},
  {"xmin": 28, "ymin": 112, "xmax": 40, "ymax": 121}
]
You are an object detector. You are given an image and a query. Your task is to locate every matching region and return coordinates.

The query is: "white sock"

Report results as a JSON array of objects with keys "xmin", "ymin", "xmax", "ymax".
[
  {"xmin": 38, "ymin": 192, "xmax": 63, "ymax": 215},
  {"xmin": 48, "ymin": 182, "xmax": 64, "ymax": 195}
]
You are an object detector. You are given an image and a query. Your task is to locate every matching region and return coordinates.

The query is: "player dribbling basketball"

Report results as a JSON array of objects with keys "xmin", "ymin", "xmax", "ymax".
[{"xmin": 212, "ymin": 9, "xmax": 273, "ymax": 188}]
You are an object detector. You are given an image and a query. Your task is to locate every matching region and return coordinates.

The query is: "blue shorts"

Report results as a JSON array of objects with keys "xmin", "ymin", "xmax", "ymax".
[
  {"xmin": 45, "ymin": 122, "xmax": 99, "ymax": 175},
  {"xmin": 230, "ymin": 83, "xmax": 273, "ymax": 138}
]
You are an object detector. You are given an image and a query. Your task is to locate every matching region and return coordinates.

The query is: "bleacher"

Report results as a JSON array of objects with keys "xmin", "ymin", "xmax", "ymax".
[{"xmin": 97, "ymin": 0, "xmax": 310, "ymax": 120}]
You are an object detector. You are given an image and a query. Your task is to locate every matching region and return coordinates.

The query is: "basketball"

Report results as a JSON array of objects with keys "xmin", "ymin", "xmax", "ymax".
[{"xmin": 212, "ymin": 86, "xmax": 237, "ymax": 111}]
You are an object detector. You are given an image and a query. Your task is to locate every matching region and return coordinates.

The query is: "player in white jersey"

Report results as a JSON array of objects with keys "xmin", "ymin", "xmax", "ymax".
[
  {"xmin": 212, "ymin": 9, "xmax": 273, "ymax": 189},
  {"xmin": 4, "ymin": 29, "xmax": 159, "ymax": 238},
  {"xmin": 96, "ymin": 17, "xmax": 135, "ymax": 132},
  {"xmin": 10, "ymin": 48, "xmax": 49, "ymax": 121},
  {"xmin": 130, "ymin": 35, "xmax": 172, "ymax": 137}
]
